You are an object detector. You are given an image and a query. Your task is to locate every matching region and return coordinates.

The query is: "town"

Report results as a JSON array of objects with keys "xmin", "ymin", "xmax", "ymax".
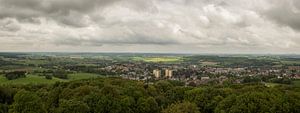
[
  {"xmin": 1, "ymin": 53, "xmax": 299, "ymax": 86},
  {"xmin": 1, "ymin": 53, "xmax": 300, "ymax": 113},
  {"xmin": 100, "ymin": 60, "xmax": 300, "ymax": 86}
]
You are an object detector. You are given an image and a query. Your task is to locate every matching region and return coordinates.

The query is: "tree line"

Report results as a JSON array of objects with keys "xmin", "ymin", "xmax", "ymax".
[{"xmin": 0, "ymin": 77, "xmax": 299, "ymax": 113}]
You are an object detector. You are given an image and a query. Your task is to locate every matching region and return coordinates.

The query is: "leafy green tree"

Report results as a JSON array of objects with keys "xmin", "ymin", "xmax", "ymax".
[
  {"xmin": 242, "ymin": 76, "xmax": 261, "ymax": 83},
  {"xmin": 136, "ymin": 97, "xmax": 159, "ymax": 113},
  {"xmin": 10, "ymin": 90, "xmax": 46, "ymax": 113},
  {"xmin": 215, "ymin": 92, "xmax": 279, "ymax": 113},
  {"xmin": 162, "ymin": 101, "xmax": 200, "ymax": 113},
  {"xmin": 84, "ymin": 93, "xmax": 121, "ymax": 113},
  {"xmin": 45, "ymin": 74, "xmax": 53, "ymax": 80},
  {"xmin": 145, "ymin": 85, "xmax": 158, "ymax": 97},
  {"xmin": 120, "ymin": 96, "xmax": 135, "ymax": 113},
  {"xmin": 274, "ymin": 92, "xmax": 300, "ymax": 113},
  {"xmin": 57, "ymin": 99, "xmax": 89, "ymax": 113},
  {"xmin": 0, "ymin": 103, "xmax": 8, "ymax": 113},
  {"xmin": 154, "ymin": 81, "xmax": 173, "ymax": 93},
  {"xmin": 166, "ymin": 86, "xmax": 190, "ymax": 103},
  {"xmin": 185, "ymin": 87, "xmax": 227, "ymax": 113},
  {"xmin": 4, "ymin": 71, "xmax": 26, "ymax": 80},
  {"xmin": 0, "ymin": 86, "xmax": 15, "ymax": 105},
  {"xmin": 44, "ymin": 88, "xmax": 62, "ymax": 113}
]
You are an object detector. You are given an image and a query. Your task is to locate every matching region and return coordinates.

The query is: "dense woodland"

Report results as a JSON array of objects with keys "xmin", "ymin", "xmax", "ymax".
[{"xmin": 0, "ymin": 77, "xmax": 299, "ymax": 113}]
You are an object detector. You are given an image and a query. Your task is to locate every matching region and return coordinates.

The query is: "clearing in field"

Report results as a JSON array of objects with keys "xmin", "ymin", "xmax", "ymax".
[{"xmin": 200, "ymin": 61, "xmax": 218, "ymax": 66}]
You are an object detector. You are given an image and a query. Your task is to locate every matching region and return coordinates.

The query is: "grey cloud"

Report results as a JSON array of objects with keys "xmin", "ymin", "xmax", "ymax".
[
  {"xmin": 0, "ymin": 18, "xmax": 21, "ymax": 32},
  {"xmin": 0, "ymin": 0, "xmax": 300, "ymax": 53},
  {"xmin": 0, "ymin": 0, "xmax": 119, "ymax": 13},
  {"xmin": 53, "ymin": 30, "xmax": 180, "ymax": 46},
  {"xmin": 0, "ymin": 0, "xmax": 121, "ymax": 27}
]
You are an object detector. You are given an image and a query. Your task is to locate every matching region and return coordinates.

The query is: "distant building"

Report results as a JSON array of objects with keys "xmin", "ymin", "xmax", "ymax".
[
  {"xmin": 165, "ymin": 69, "xmax": 173, "ymax": 78},
  {"xmin": 288, "ymin": 66, "xmax": 300, "ymax": 70},
  {"xmin": 153, "ymin": 69, "xmax": 161, "ymax": 78},
  {"xmin": 201, "ymin": 77, "xmax": 210, "ymax": 80}
]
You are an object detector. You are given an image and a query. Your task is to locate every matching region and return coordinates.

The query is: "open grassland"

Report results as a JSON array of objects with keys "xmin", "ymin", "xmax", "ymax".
[
  {"xmin": 0, "ymin": 73, "xmax": 102, "ymax": 85},
  {"xmin": 132, "ymin": 57, "xmax": 182, "ymax": 62}
]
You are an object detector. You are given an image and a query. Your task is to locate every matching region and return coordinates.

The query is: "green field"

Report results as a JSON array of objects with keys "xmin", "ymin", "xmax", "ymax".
[
  {"xmin": 0, "ymin": 73, "xmax": 102, "ymax": 85},
  {"xmin": 281, "ymin": 60, "xmax": 300, "ymax": 65},
  {"xmin": 265, "ymin": 80, "xmax": 300, "ymax": 87},
  {"xmin": 132, "ymin": 57, "xmax": 182, "ymax": 62},
  {"xmin": 292, "ymin": 80, "xmax": 300, "ymax": 87}
]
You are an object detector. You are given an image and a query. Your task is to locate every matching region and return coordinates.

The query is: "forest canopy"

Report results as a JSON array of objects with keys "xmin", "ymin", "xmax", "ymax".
[{"xmin": 0, "ymin": 77, "xmax": 299, "ymax": 113}]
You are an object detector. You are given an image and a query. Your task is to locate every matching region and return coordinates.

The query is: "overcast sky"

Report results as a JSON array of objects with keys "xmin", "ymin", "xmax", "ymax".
[{"xmin": 0, "ymin": 0, "xmax": 300, "ymax": 54}]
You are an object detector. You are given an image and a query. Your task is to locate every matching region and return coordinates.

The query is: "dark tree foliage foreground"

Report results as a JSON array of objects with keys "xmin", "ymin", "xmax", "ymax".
[
  {"xmin": 0, "ymin": 78, "xmax": 299, "ymax": 113},
  {"xmin": 4, "ymin": 71, "xmax": 26, "ymax": 80}
]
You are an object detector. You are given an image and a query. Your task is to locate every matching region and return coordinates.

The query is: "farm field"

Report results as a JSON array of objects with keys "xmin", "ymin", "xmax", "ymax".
[
  {"xmin": 200, "ymin": 61, "xmax": 218, "ymax": 66},
  {"xmin": 281, "ymin": 60, "xmax": 300, "ymax": 65},
  {"xmin": 132, "ymin": 57, "xmax": 182, "ymax": 62}
]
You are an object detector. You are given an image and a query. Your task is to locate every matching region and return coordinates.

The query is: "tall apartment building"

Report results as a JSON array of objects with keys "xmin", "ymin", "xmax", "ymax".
[
  {"xmin": 153, "ymin": 69, "xmax": 161, "ymax": 78},
  {"xmin": 165, "ymin": 69, "xmax": 173, "ymax": 78}
]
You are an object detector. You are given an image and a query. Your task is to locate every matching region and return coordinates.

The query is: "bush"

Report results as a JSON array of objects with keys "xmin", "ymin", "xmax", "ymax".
[
  {"xmin": 4, "ymin": 71, "xmax": 26, "ymax": 80},
  {"xmin": 45, "ymin": 75, "xmax": 53, "ymax": 80},
  {"xmin": 162, "ymin": 101, "xmax": 200, "ymax": 113}
]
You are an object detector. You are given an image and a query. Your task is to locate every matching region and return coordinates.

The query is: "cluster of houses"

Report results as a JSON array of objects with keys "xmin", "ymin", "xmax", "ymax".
[{"xmin": 113, "ymin": 63, "xmax": 300, "ymax": 85}]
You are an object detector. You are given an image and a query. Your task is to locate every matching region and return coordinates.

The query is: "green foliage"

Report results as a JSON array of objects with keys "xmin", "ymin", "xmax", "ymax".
[
  {"xmin": 214, "ymin": 90, "xmax": 295, "ymax": 113},
  {"xmin": 0, "ymin": 103, "xmax": 8, "ymax": 113},
  {"xmin": 242, "ymin": 76, "xmax": 261, "ymax": 83},
  {"xmin": 0, "ymin": 78, "xmax": 299, "ymax": 113},
  {"xmin": 184, "ymin": 87, "xmax": 230, "ymax": 113},
  {"xmin": 269, "ymin": 77, "xmax": 292, "ymax": 84},
  {"xmin": 162, "ymin": 101, "xmax": 200, "ymax": 113},
  {"xmin": 137, "ymin": 97, "xmax": 159, "ymax": 113},
  {"xmin": 4, "ymin": 71, "xmax": 26, "ymax": 80},
  {"xmin": 52, "ymin": 70, "xmax": 68, "ymax": 79},
  {"xmin": 45, "ymin": 74, "xmax": 53, "ymax": 80},
  {"xmin": 58, "ymin": 99, "xmax": 90, "ymax": 113},
  {"xmin": 154, "ymin": 80, "xmax": 173, "ymax": 93},
  {"xmin": 10, "ymin": 90, "xmax": 46, "ymax": 113},
  {"xmin": 84, "ymin": 93, "xmax": 121, "ymax": 113},
  {"xmin": 0, "ymin": 86, "xmax": 15, "ymax": 104}
]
